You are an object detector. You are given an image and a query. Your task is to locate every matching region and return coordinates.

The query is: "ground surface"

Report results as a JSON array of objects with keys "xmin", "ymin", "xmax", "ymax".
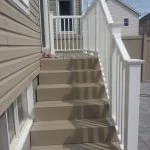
[{"xmin": 139, "ymin": 82, "xmax": 150, "ymax": 150}]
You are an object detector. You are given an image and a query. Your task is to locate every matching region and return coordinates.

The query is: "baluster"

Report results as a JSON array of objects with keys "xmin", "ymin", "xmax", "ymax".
[
  {"xmin": 60, "ymin": 18, "xmax": 63, "ymax": 50},
  {"xmin": 56, "ymin": 18, "xmax": 58, "ymax": 50}
]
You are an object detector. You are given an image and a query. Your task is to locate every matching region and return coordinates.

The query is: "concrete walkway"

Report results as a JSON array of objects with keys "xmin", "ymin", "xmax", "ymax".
[{"xmin": 139, "ymin": 82, "xmax": 150, "ymax": 150}]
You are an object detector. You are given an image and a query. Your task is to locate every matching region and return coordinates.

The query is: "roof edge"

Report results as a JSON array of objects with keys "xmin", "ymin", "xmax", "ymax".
[{"xmin": 140, "ymin": 13, "xmax": 150, "ymax": 21}]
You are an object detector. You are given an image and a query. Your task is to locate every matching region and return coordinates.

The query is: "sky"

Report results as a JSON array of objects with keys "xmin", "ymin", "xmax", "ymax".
[
  {"xmin": 83, "ymin": 0, "xmax": 150, "ymax": 17},
  {"xmin": 123, "ymin": 0, "xmax": 150, "ymax": 16}
]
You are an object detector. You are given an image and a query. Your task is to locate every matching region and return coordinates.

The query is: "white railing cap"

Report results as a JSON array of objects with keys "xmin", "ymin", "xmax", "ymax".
[
  {"xmin": 53, "ymin": 15, "xmax": 81, "ymax": 19},
  {"xmin": 125, "ymin": 59, "xmax": 144, "ymax": 65}
]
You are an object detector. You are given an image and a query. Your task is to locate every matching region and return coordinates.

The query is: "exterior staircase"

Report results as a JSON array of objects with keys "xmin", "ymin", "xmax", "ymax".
[{"xmin": 30, "ymin": 57, "xmax": 121, "ymax": 150}]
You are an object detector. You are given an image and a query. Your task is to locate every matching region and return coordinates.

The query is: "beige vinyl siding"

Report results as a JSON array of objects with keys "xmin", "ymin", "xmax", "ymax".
[
  {"xmin": 106, "ymin": 0, "xmax": 139, "ymax": 36},
  {"xmin": 0, "ymin": 0, "xmax": 41, "ymax": 116},
  {"xmin": 76, "ymin": 0, "xmax": 82, "ymax": 15},
  {"xmin": 49, "ymin": 0, "xmax": 57, "ymax": 15}
]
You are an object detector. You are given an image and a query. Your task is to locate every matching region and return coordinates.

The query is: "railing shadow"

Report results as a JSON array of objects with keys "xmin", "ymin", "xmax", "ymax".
[{"xmin": 53, "ymin": 52, "xmax": 118, "ymax": 149}]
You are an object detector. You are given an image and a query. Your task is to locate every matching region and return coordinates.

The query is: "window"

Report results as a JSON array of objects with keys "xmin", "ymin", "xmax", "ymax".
[
  {"xmin": 6, "ymin": 89, "xmax": 28, "ymax": 148},
  {"xmin": 11, "ymin": 0, "xmax": 30, "ymax": 14},
  {"xmin": 5, "ymin": 82, "xmax": 35, "ymax": 150},
  {"xmin": 124, "ymin": 18, "xmax": 129, "ymax": 26}
]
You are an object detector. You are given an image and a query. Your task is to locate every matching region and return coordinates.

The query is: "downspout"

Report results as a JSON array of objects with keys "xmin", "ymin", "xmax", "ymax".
[{"xmin": 43, "ymin": 0, "xmax": 50, "ymax": 51}]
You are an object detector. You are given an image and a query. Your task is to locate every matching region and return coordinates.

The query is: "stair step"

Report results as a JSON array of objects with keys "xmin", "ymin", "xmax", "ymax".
[
  {"xmin": 39, "ymin": 69, "xmax": 102, "ymax": 84},
  {"xmin": 37, "ymin": 83, "xmax": 107, "ymax": 101},
  {"xmin": 31, "ymin": 119, "xmax": 117, "ymax": 146},
  {"xmin": 34, "ymin": 99, "xmax": 109, "ymax": 121},
  {"xmin": 40, "ymin": 58, "xmax": 100, "ymax": 71},
  {"xmin": 31, "ymin": 142, "xmax": 121, "ymax": 150}
]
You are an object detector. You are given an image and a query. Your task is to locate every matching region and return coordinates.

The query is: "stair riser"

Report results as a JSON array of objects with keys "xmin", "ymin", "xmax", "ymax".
[
  {"xmin": 41, "ymin": 58, "xmax": 100, "ymax": 71},
  {"xmin": 34, "ymin": 104, "xmax": 109, "ymax": 121},
  {"xmin": 31, "ymin": 127, "xmax": 111, "ymax": 146},
  {"xmin": 37, "ymin": 86, "xmax": 107, "ymax": 101},
  {"xmin": 39, "ymin": 71, "xmax": 102, "ymax": 84}
]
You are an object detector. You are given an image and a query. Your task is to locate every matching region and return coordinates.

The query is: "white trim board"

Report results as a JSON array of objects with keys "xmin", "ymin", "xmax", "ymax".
[
  {"xmin": 10, "ymin": 0, "xmax": 30, "ymax": 14},
  {"xmin": 10, "ymin": 119, "xmax": 33, "ymax": 150}
]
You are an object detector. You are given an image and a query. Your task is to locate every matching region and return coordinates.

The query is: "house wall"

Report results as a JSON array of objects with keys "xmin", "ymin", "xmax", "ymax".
[
  {"xmin": 0, "ymin": 0, "xmax": 41, "ymax": 117},
  {"xmin": 0, "ymin": 0, "xmax": 41, "ymax": 149},
  {"xmin": 106, "ymin": 0, "xmax": 139, "ymax": 36},
  {"xmin": 48, "ymin": 0, "xmax": 82, "ymax": 15}
]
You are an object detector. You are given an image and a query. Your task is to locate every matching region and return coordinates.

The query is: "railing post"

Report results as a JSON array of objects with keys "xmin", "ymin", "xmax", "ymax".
[
  {"xmin": 43, "ymin": 0, "xmax": 50, "ymax": 49},
  {"xmin": 124, "ymin": 61, "xmax": 143, "ymax": 150},
  {"xmin": 87, "ymin": 14, "xmax": 90, "ymax": 53},
  {"xmin": 110, "ymin": 23, "xmax": 122, "ymax": 120},
  {"xmin": 95, "ymin": 4, "xmax": 97, "ymax": 55},
  {"xmin": 49, "ymin": 11, "xmax": 55, "ymax": 55}
]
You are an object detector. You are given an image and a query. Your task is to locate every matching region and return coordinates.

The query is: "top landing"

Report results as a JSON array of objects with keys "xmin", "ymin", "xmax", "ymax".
[{"xmin": 42, "ymin": 51, "xmax": 98, "ymax": 60}]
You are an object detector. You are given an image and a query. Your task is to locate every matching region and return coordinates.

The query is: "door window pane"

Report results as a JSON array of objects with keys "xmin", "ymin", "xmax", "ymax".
[
  {"xmin": 59, "ymin": 0, "xmax": 73, "ymax": 15},
  {"xmin": 7, "ymin": 104, "xmax": 16, "ymax": 143}
]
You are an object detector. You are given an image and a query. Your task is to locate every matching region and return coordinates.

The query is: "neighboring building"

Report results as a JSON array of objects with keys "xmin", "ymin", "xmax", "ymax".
[
  {"xmin": 48, "ymin": 0, "xmax": 82, "ymax": 16},
  {"xmin": 0, "ymin": 0, "xmax": 41, "ymax": 150},
  {"xmin": 106, "ymin": 0, "xmax": 140, "ymax": 36},
  {"xmin": 139, "ymin": 13, "xmax": 150, "ymax": 36}
]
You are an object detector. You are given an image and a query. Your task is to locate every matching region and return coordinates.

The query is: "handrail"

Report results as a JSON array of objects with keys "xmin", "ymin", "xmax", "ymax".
[
  {"xmin": 100, "ymin": 0, "xmax": 113, "ymax": 23},
  {"xmin": 82, "ymin": 0, "xmax": 144, "ymax": 150}
]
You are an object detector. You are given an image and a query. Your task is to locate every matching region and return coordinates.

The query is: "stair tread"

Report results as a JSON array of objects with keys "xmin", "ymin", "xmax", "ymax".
[
  {"xmin": 38, "ymin": 83, "xmax": 103, "ymax": 89},
  {"xmin": 35, "ymin": 99, "xmax": 108, "ymax": 108},
  {"xmin": 31, "ymin": 142, "xmax": 120, "ymax": 150},
  {"xmin": 31, "ymin": 119, "xmax": 110, "ymax": 131}
]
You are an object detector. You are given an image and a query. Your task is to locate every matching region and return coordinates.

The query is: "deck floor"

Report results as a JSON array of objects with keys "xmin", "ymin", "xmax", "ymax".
[{"xmin": 54, "ymin": 51, "xmax": 97, "ymax": 59}]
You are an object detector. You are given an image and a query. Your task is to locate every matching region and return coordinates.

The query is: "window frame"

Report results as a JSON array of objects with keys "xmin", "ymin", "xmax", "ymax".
[
  {"xmin": 5, "ymin": 82, "xmax": 34, "ymax": 150},
  {"xmin": 10, "ymin": 0, "xmax": 30, "ymax": 14},
  {"xmin": 124, "ymin": 18, "xmax": 129, "ymax": 27},
  {"xmin": 6, "ymin": 103, "xmax": 17, "ymax": 147}
]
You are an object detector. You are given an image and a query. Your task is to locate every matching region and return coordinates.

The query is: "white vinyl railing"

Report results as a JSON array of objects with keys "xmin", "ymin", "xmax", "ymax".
[
  {"xmin": 49, "ymin": 12, "xmax": 82, "ymax": 53},
  {"xmin": 82, "ymin": 0, "xmax": 143, "ymax": 150}
]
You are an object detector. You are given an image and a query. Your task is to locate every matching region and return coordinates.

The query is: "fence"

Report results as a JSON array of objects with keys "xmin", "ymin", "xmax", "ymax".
[{"xmin": 123, "ymin": 35, "xmax": 150, "ymax": 81}]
